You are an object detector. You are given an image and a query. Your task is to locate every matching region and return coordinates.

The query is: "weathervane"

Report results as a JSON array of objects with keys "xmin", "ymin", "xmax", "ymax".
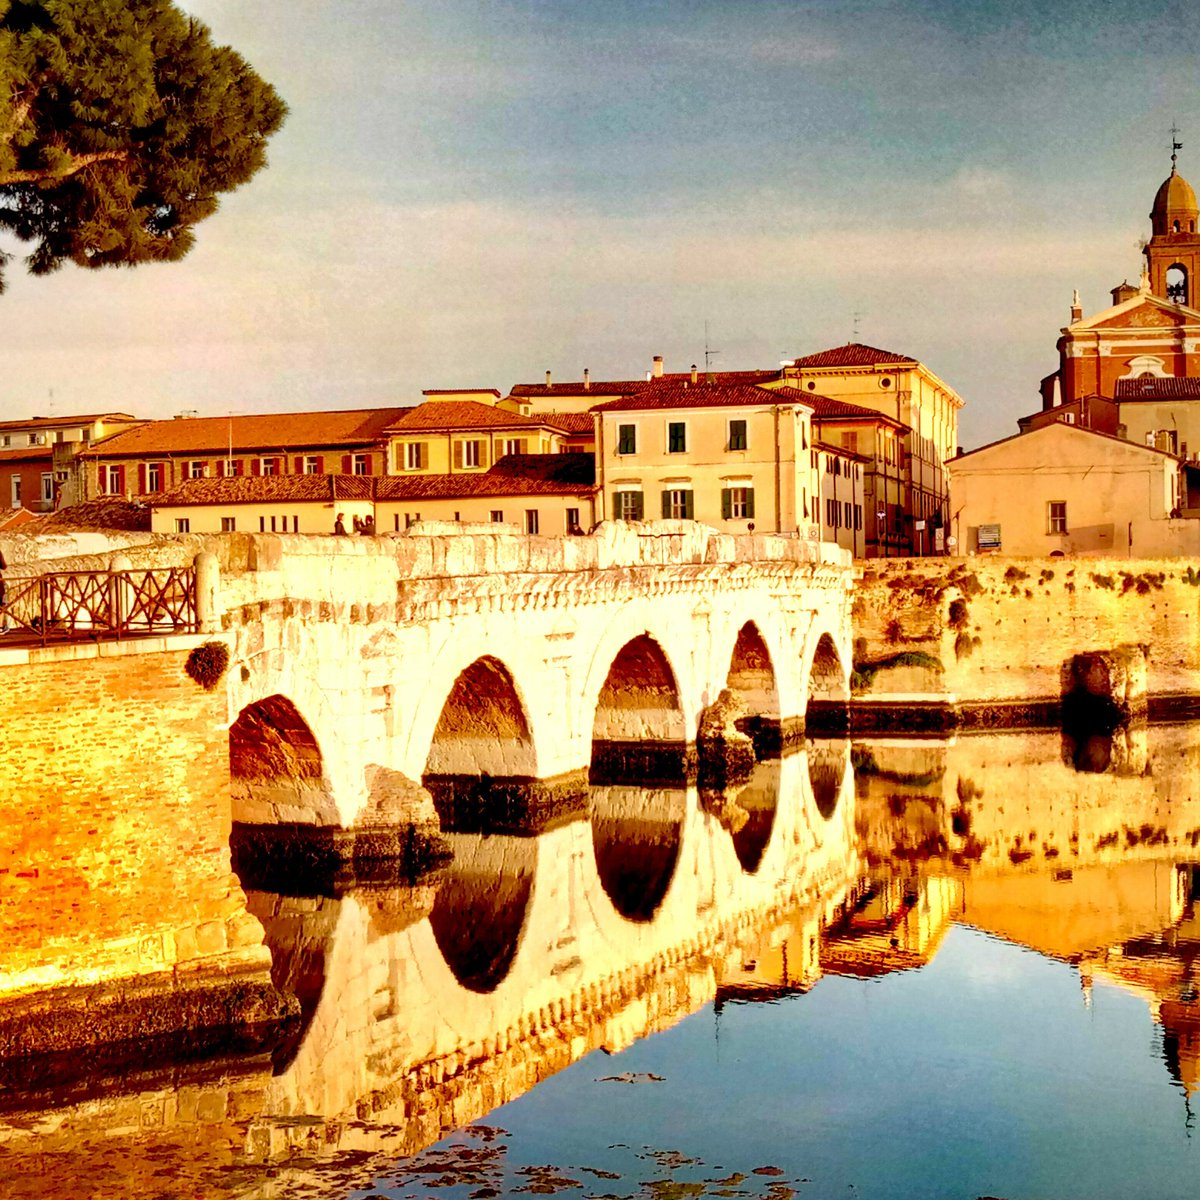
[{"xmin": 1171, "ymin": 122, "xmax": 1183, "ymax": 173}]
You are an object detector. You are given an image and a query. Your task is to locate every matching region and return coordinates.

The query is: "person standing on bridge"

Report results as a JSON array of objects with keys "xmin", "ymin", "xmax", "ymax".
[{"xmin": 333, "ymin": 514, "xmax": 347, "ymax": 536}]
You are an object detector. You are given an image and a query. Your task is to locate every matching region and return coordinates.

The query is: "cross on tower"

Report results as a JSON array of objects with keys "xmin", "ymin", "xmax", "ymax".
[{"xmin": 1171, "ymin": 122, "xmax": 1183, "ymax": 172}]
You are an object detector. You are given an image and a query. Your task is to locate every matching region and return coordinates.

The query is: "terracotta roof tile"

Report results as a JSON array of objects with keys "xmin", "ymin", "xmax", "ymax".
[
  {"xmin": 0, "ymin": 446, "xmax": 54, "ymax": 464},
  {"xmin": 772, "ymin": 387, "xmax": 906, "ymax": 426},
  {"xmin": 151, "ymin": 475, "xmax": 375, "ymax": 506},
  {"xmin": 509, "ymin": 380, "xmax": 649, "ymax": 398},
  {"xmin": 384, "ymin": 401, "xmax": 558, "ymax": 432},
  {"xmin": 540, "ymin": 412, "xmax": 595, "ymax": 434},
  {"xmin": 17, "ymin": 499, "xmax": 152, "ymax": 532},
  {"xmin": 789, "ymin": 342, "xmax": 916, "ymax": 369},
  {"xmin": 378, "ymin": 454, "xmax": 595, "ymax": 500},
  {"xmin": 1115, "ymin": 377, "xmax": 1200, "ymax": 399},
  {"xmin": 0, "ymin": 411, "xmax": 140, "ymax": 433},
  {"xmin": 84, "ymin": 408, "xmax": 409, "ymax": 458},
  {"xmin": 590, "ymin": 381, "xmax": 810, "ymax": 413},
  {"xmin": 421, "ymin": 388, "xmax": 502, "ymax": 397}
]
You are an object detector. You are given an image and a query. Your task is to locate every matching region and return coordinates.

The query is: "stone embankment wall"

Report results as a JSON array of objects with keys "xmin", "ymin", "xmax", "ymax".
[
  {"xmin": 0, "ymin": 641, "xmax": 287, "ymax": 1055},
  {"xmin": 851, "ymin": 556, "xmax": 1200, "ymax": 725}
]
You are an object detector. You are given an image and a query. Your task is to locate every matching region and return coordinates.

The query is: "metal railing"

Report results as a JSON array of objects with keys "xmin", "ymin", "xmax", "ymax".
[{"xmin": 0, "ymin": 567, "xmax": 198, "ymax": 644}]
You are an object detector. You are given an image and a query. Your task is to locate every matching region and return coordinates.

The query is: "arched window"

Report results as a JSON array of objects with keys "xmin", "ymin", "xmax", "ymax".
[
  {"xmin": 1167, "ymin": 264, "xmax": 1189, "ymax": 306},
  {"xmin": 1174, "ymin": 220, "xmax": 1181, "ymax": 233}
]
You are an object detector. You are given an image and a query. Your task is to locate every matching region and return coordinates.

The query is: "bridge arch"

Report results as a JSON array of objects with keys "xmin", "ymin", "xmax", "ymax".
[
  {"xmin": 804, "ymin": 630, "xmax": 850, "ymax": 734},
  {"xmin": 229, "ymin": 693, "xmax": 339, "ymax": 826},
  {"xmin": 722, "ymin": 619, "xmax": 783, "ymax": 748},
  {"xmin": 422, "ymin": 655, "xmax": 538, "ymax": 778}
]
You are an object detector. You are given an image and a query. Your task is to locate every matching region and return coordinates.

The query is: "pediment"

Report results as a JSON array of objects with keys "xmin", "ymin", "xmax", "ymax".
[{"xmin": 1074, "ymin": 291, "xmax": 1200, "ymax": 332}]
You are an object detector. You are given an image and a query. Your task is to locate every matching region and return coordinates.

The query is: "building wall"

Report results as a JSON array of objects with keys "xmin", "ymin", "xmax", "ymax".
[
  {"xmin": 597, "ymin": 403, "xmax": 815, "ymax": 533},
  {"xmin": 376, "ymin": 493, "xmax": 597, "ymax": 534},
  {"xmin": 815, "ymin": 448, "xmax": 866, "ymax": 556},
  {"xmin": 0, "ymin": 641, "xmax": 271, "ymax": 1002},
  {"xmin": 1118, "ymin": 399, "xmax": 1200, "ymax": 460},
  {"xmin": 0, "ymin": 453, "xmax": 55, "ymax": 512},
  {"xmin": 388, "ymin": 430, "xmax": 564, "ymax": 476},
  {"xmin": 950, "ymin": 431, "xmax": 1188, "ymax": 557},
  {"xmin": 151, "ymin": 499, "xmax": 375, "ymax": 536}
]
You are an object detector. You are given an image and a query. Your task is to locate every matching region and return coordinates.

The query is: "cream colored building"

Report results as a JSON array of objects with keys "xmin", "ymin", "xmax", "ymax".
[
  {"xmin": 772, "ymin": 342, "xmax": 964, "ymax": 554},
  {"xmin": 590, "ymin": 380, "xmax": 818, "ymax": 535},
  {"xmin": 814, "ymin": 441, "xmax": 868, "ymax": 557},
  {"xmin": 948, "ymin": 420, "xmax": 1199, "ymax": 557},
  {"xmin": 385, "ymin": 395, "xmax": 570, "ymax": 475}
]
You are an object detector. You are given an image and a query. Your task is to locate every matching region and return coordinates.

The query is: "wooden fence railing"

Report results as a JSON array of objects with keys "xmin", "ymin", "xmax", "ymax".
[{"xmin": 0, "ymin": 567, "xmax": 198, "ymax": 644}]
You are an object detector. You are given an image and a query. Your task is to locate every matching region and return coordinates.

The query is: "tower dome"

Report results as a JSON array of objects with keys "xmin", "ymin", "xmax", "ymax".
[{"xmin": 1150, "ymin": 168, "xmax": 1199, "ymax": 236}]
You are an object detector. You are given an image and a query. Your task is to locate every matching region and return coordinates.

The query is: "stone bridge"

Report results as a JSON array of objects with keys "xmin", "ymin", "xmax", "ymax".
[{"xmin": 210, "ymin": 522, "xmax": 853, "ymax": 858}]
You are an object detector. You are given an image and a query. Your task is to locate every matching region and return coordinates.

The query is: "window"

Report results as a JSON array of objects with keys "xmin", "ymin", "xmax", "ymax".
[
  {"xmin": 728, "ymin": 420, "xmax": 747, "ymax": 451},
  {"xmin": 490, "ymin": 509, "xmax": 504, "ymax": 523},
  {"xmin": 403, "ymin": 442, "xmax": 427, "ymax": 471},
  {"xmin": 615, "ymin": 491, "xmax": 644, "ymax": 521},
  {"xmin": 668, "ymin": 422, "xmax": 687, "ymax": 453},
  {"xmin": 1048, "ymin": 501, "xmax": 1068, "ymax": 534},
  {"xmin": 854, "ymin": 505, "xmax": 862, "ymax": 530},
  {"xmin": 221, "ymin": 517, "xmax": 236, "ymax": 532},
  {"xmin": 844, "ymin": 501, "xmax": 852, "ymax": 526},
  {"xmin": 292, "ymin": 516, "xmax": 299, "ymax": 533},
  {"xmin": 259, "ymin": 516, "xmax": 266, "ymax": 532},
  {"xmin": 825, "ymin": 455, "xmax": 834, "ymax": 474},
  {"xmin": 406, "ymin": 512, "xmax": 420, "ymax": 529},
  {"xmin": 525, "ymin": 509, "xmax": 539, "ymax": 534},
  {"xmin": 1, "ymin": 436, "xmax": 8, "ymax": 447},
  {"xmin": 721, "ymin": 487, "xmax": 755, "ymax": 520},
  {"xmin": 566, "ymin": 507, "xmax": 580, "ymax": 531},
  {"xmin": 353, "ymin": 454, "xmax": 369, "ymax": 475},
  {"xmin": 303, "ymin": 456, "xmax": 321, "ymax": 474},
  {"xmin": 9, "ymin": 476, "xmax": 20, "ymax": 508},
  {"xmin": 260, "ymin": 457, "xmax": 277, "ymax": 476},
  {"xmin": 40, "ymin": 473, "xmax": 54, "ymax": 505},
  {"xmin": 187, "ymin": 461, "xmax": 206, "ymax": 479},
  {"xmin": 174, "ymin": 518, "xmax": 190, "ymax": 533},
  {"xmin": 145, "ymin": 462, "xmax": 162, "ymax": 492},
  {"xmin": 826, "ymin": 498, "xmax": 838, "ymax": 527},
  {"xmin": 661, "ymin": 488, "xmax": 694, "ymax": 520},
  {"xmin": 455, "ymin": 440, "xmax": 484, "ymax": 469},
  {"xmin": 842, "ymin": 432, "xmax": 859, "ymax": 453},
  {"xmin": 504, "ymin": 438, "xmax": 528, "ymax": 457},
  {"xmin": 617, "ymin": 424, "xmax": 637, "ymax": 455},
  {"xmin": 99, "ymin": 464, "xmax": 125, "ymax": 495}
]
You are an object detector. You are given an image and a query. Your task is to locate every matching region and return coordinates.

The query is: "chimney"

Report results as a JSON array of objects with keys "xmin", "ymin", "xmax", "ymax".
[
  {"xmin": 583, "ymin": 367, "xmax": 590, "ymax": 391},
  {"xmin": 690, "ymin": 363, "xmax": 698, "ymax": 384},
  {"xmin": 652, "ymin": 355, "xmax": 664, "ymax": 378},
  {"xmin": 1069, "ymin": 288, "xmax": 1082, "ymax": 323},
  {"xmin": 545, "ymin": 370, "xmax": 552, "ymax": 387}
]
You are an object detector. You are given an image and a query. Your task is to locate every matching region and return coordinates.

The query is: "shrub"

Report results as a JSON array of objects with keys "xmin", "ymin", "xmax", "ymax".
[{"xmin": 186, "ymin": 641, "xmax": 231, "ymax": 691}]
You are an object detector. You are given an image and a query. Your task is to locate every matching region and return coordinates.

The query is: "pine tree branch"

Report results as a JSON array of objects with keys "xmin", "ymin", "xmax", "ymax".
[{"xmin": 0, "ymin": 148, "xmax": 128, "ymax": 185}]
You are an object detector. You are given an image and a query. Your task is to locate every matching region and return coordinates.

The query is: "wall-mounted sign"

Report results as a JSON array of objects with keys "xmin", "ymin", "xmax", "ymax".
[{"xmin": 977, "ymin": 523, "xmax": 1001, "ymax": 550}]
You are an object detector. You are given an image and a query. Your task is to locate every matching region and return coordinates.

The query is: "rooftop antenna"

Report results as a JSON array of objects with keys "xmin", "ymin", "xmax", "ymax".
[
  {"xmin": 851, "ymin": 309, "xmax": 864, "ymax": 342},
  {"xmin": 1171, "ymin": 122, "xmax": 1183, "ymax": 173},
  {"xmin": 704, "ymin": 320, "xmax": 720, "ymax": 373}
]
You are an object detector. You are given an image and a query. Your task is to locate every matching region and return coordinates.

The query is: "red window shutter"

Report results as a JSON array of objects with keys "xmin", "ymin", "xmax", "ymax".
[
  {"xmin": 138, "ymin": 463, "xmax": 146, "ymax": 493},
  {"xmin": 215, "ymin": 460, "xmax": 225, "ymax": 478},
  {"xmin": 294, "ymin": 456, "xmax": 304, "ymax": 473},
  {"xmin": 251, "ymin": 459, "xmax": 261, "ymax": 477},
  {"xmin": 364, "ymin": 455, "xmax": 374, "ymax": 476},
  {"xmin": 342, "ymin": 454, "xmax": 352, "ymax": 474},
  {"xmin": 316, "ymin": 455, "xmax": 325, "ymax": 472}
]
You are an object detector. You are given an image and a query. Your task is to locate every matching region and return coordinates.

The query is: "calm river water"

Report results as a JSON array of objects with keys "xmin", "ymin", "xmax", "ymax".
[{"xmin": 4, "ymin": 725, "xmax": 1200, "ymax": 1200}]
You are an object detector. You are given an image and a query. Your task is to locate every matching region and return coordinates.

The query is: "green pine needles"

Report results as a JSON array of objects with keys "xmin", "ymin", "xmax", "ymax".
[{"xmin": 0, "ymin": 0, "xmax": 286, "ymax": 290}]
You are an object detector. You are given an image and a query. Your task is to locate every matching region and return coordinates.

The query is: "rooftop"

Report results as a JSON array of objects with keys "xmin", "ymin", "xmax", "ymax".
[
  {"xmin": 0, "ymin": 411, "xmax": 140, "ymax": 433},
  {"xmin": 772, "ymin": 387, "xmax": 906, "ymax": 425},
  {"xmin": 1115, "ymin": 377, "xmax": 1200, "ymax": 400},
  {"xmin": 384, "ymin": 401, "xmax": 563, "ymax": 432},
  {"xmin": 85, "ymin": 408, "xmax": 409, "ymax": 457},
  {"xmin": 151, "ymin": 474, "xmax": 376, "ymax": 506},
  {"xmin": 590, "ymin": 381, "xmax": 810, "ymax": 413},
  {"xmin": 789, "ymin": 342, "xmax": 918, "ymax": 369}
]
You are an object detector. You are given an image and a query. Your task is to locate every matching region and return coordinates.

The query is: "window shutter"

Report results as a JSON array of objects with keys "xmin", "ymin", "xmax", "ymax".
[
  {"xmin": 363, "ymin": 455, "xmax": 374, "ymax": 476},
  {"xmin": 419, "ymin": 444, "xmax": 428, "ymax": 469},
  {"xmin": 342, "ymin": 454, "xmax": 353, "ymax": 474},
  {"xmin": 294, "ymin": 456, "xmax": 304, "ymax": 473},
  {"xmin": 479, "ymin": 441, "xmax": 489, "ymax": 469},
  {"xmin": 683, "ymin": 491, "xmax": 694, "ymax": 520},
  {"xmin": 453, "ymin": 442, "xmax": 463, "ymax": 469},
  {"xmin": 633, "ymin": 493, "xmax": 644, "ymax": 521},
  {"xmin": 251, "ymin": 458, "xmax": 261, "ymax": 477},
  {"xmin": 316, "ymin": 455, "xmax": 325, "ymax": 473},
  {"xmin": 745, "ymin": 488, "xmax": 755, "ymax": 519},
  {"xmin": 721, "ymin": 488, "xmax": 731, "ymax": 519},
  {"xmin": 661, "ymin": 491, "xmax": 671, "ymax": 518},
  {"xmin": 138, "ymin": 463, "xmax": 147, "ymax": 493}
]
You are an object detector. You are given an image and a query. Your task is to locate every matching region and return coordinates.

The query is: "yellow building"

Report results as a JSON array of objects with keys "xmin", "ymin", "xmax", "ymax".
[
  {"xmin": 774, "ymin": 343, "xmax": 964, "ymax": 554},
  {"xmin": 814, "ymin": 440, "xmax": 868, "ymax": 557},
  {"xmin": 590, "ymin": 380, "xmax": 818, "ymax": 534},
  {"xmin": 948, "ymin": 420, "xmax": 1197, "ymax": 557},
  {"xmin": 385, "ymin": 397, "xmax": 570, "ymax": 475}
]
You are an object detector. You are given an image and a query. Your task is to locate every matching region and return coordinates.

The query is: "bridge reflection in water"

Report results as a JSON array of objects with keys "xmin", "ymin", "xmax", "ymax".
[{"xmin": 6, "ymin": 729, "xmax": 1200, "ymax": 1198}]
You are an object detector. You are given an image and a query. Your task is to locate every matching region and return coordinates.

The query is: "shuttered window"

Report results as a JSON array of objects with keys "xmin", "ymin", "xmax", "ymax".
[{"xmin": 660, "ymin": 489, "xmax": 694, "ymax": 520}]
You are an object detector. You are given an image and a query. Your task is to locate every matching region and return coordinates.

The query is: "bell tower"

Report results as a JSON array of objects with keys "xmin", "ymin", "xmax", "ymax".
[{"xmin": 1145, "ymin": 128, "xmax": 1200, "ymax": 307}]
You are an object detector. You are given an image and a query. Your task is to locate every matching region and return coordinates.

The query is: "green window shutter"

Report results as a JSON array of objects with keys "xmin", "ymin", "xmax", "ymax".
[
  {"xmin": 745, "ymin": 488, "xmax": 755, "ymax": 519},
  {"xmin": 633, "ymin": 493, "xmax": 644, "ymax": 520},
  {"xmin": 661, "ymin": 490, "xmax": 671, "ymax": 518},
  {"xmin": 721, "ymin": 488, "xmax": 731, "ymax": 519},
  {"xmin": 683, "ymin": 491, "xmax": 694, "ymax": 520}
]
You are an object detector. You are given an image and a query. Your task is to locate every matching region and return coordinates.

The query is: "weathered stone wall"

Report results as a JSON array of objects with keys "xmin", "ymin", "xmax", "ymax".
[
  {"xmin": 852, "ymin": 556, "xmax": 1200, "ymax": 719},
  {"xmin": 0, "ymin": 639, "xmax": 272, "ymax": 1014}
]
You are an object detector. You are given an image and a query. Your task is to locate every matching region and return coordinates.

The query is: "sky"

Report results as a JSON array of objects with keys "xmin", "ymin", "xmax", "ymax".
[{"xmin": 4, "ymin": 0, "xmax": 1200, "ymax": 448}]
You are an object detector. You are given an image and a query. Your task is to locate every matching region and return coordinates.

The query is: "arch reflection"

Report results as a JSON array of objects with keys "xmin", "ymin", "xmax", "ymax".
[
  {"xmin": 806, "ymin": 738, "xmax": 850, "ymax": 819},
  {"xmin": 429, "ymin": 834, "xmax": 536, "ymax": 993},
  {"xmin": 590, "ymin": 785, "xmax": 686, "ymax": 922}
]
